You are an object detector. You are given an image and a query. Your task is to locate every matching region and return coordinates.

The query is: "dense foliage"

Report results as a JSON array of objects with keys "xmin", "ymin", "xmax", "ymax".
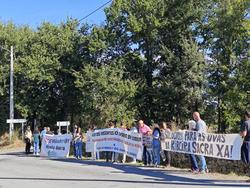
[{"xmin": 0, "ymin": 0, "xmax": 249, "ymax": 133}]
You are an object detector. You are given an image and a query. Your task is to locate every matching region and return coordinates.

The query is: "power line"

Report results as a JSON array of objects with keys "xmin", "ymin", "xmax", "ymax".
[{"xmin": 79, "ymin": 0, "xmax": 113, "ymax": 22}]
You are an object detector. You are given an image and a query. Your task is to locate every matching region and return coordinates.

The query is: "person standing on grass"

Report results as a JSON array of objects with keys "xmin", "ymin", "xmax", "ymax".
[
  {"xmin": 33, "ymin": 126, "xmax": 40, "ymax": 155},
  {"xmin": 152, "ymin": 124, "xmax": 161, "ymax": 167},
  {"xmin": 24, "ymin": 125, "xmax": 32, "ymax": 154},
  {"xmin": 240, "ymin": 110, "xmax": 250, "ymax": 182}
]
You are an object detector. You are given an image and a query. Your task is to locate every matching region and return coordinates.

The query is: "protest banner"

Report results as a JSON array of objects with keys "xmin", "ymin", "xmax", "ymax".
[
  {"xmin": 41, "ymin": 134, "xmax": 72, "ymax": 158},
  {"xmin": 86, "ymin": 131, "xmax": 93, "ymax": 153},
  {"xmin": 162, "ymin": 130, "xmax": 242, "ymax": 160},
  {"xmin": 86, "ymin": 128, "xmax": 143, "ymax": 160},
  {"xmin": 142, "ymin": 135, "xmax": 152, "ymax": 148}
]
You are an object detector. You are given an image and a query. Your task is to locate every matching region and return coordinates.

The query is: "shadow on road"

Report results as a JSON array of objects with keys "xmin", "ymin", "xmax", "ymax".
[
  {"xmin": 0, "ymin": 151, "xmax": 249, "ymax": 187},
  {"xmin": 0, "ymin": 151, "xmax": 38, "ymax": 158},
  {"xmin": 0, "ymin": 176, "xmax": 248, "ymax": 187},
  {"xmin": 43, "ymin": 158, "xmax": 250, "ymax": 187}
]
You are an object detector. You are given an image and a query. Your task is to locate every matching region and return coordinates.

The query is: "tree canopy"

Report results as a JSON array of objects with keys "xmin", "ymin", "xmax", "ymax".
[{"xmin": 0, "ymin": 0, "xmax": 249, "ymax": 133}]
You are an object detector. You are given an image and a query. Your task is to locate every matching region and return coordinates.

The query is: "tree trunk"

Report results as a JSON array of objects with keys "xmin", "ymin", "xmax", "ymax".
[
  {"xmin": 145, "ymin": 39, "xmax": 153, "ymax": 124},
  {"xmin": 217, "ymin": 96, "xmax": 221, "ymax": 133}
]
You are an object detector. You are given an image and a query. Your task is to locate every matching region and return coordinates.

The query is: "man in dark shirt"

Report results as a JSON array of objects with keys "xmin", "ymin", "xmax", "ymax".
[{"xmin": 240, "ymin": 110, "xmax": 250, "ymax": 182}]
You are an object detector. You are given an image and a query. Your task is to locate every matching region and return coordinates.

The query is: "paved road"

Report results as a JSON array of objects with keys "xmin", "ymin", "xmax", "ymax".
[{"xmin": 0, "ymin": 150, "xmax": 249, "ymax": 188}]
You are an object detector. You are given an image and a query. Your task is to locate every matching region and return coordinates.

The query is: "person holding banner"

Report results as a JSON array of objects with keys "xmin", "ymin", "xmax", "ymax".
[
  {"xmin": 129, "ymin": 122, "xmax": 139, "ymax": 163},
  {"xmin": 93, "ymin": 125, "xmax": 100, "ymax": 160},
  {"xmin": 193, "ymin": 112, "xmax": 209, "ymax": 174},
  {"xmin": 46, "ymin": 127, "xmax": 54, "ymax": 135},
  {"xmin": 139, "ymin": 120, "xmax": 152, "ymax": 166},
  {"xmin": 74, "ymin": 127, "xmax": 83, "ymax": 160},
  {"xmin": 160, "ymin": 122, "xmax": 172, "ymax": 167},
  {"xmin": 88, "ymin": 125, "xmax": 99, "ymax": 160},
  {"xmin": 72, "ymin": 124, "xmax": 78, "ymax": 157},
  {"xmin": 74, "ymin": 127, "xmax": 83, "ymax": 159},
  {"xmin": 188, "ymin": 120, "xmax": 199, "ymax": 173},
  {"xmin": 39, "ymin": 127, "xmax": 46, "ymax": 149},
  {"xmin": 121, "ymin": 122, "xmax": 128, "ymax": 163},
  {"xmin": 240, "ymin": 110, "xmax": 250, "ymax": 182},
  {"xmin": 152, "ymin": 124, "xmax": 161, "ymax": 167},
  {"xmin": 105, "ymin": 121, "xmax": 116, "ymax": 162},
  {"xmin": 40, "ymin": 127, "xmax": 47, "ymax": 143}
]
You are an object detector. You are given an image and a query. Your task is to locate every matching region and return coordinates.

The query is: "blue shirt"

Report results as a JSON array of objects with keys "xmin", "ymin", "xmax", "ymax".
[
  {"xmin": 41, "ymin": 130, "xmax": 46, "ymax": 137},
  {"xmin": 33, "ymin": 133, "xmax": 40, "ymax": 143},
  {"xmin": 196, "ymin": 119, "xmax": 207, "ymax": 133},
  {"xmin": 152, "ymin": 129, "xmax": 161, "ymax": 146}
]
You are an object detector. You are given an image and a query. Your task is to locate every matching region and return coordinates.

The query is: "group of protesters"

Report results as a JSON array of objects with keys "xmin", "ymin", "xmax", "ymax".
[
  {"xmin": 23, "ymin": 110, "xmax": 250, "ymax": 178},
  {"xmin": 85, "ymin": 111, "xmax": 209, "ymax": 174},
  {"xmin": 24, "ymin": 126, "xmax": 54, "ymax": 154},
  {"xmin": 134, "ymin": 112, "xmax": 208, "ymax": 173}
]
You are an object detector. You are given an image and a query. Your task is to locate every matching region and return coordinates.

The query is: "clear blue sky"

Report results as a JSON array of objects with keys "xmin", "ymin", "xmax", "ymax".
[{"xmin": 0, "ymin": 0, "xmax": 111, "ymax": 28}]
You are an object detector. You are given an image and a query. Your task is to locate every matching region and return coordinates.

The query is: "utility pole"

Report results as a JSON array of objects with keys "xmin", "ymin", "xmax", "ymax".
[{"xmin": 9, "ymin": 46, "xmax": 14, "ymax": 142}]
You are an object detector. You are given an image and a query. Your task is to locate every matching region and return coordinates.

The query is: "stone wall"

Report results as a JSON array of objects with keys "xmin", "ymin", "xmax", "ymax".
[{"xmin": 170, "ymin": 152, "xmax": 250, "ymax": 176}]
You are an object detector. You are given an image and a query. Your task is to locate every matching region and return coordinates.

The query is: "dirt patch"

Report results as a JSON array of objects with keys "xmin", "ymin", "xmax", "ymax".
[{"xmin": 0, "ymin": 132, "xmax": 25, "ymax": 151}]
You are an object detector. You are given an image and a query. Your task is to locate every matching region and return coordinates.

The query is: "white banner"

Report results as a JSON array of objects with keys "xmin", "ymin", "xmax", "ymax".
[
  {"xmin": 142, "ymin": 135, "xmax": 152, "ymax": 148},
  {"xmin": 162, "ymin": 130, "xmax": 242, "ymax": 160},
  {"xmin": 86, "ymin": 128, "xmax": 143, "ymax": 160},
  {"xmin": 41, "ymin": 134, "xmax": 72, "ymax": 158}
]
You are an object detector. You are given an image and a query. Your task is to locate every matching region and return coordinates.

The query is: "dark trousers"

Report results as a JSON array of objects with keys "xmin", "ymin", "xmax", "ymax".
[
  {"xmin": 73, "ymin": 142, "xmax": 77, "ymax": 157},
  {"xmin": 25, "ymin": 142, "xmax": 31, "ymax": 154},
  {"xmin": 143, "ymin": 146, "xmax": 152, "ymax": 165},
  {"xmin": 163, "ymin": 150, "xmax": 171, "ymax": 166},
  {"xmin": 241, "ymin": 141, "xmax": 250, "ymax": 164},
  {"xmin": 39, "ymin": 139, "xmax": 42, "ymax": 151},
  {"xmin": 106, "ymin": 151, "xmax": 111, "ymax": 162}
]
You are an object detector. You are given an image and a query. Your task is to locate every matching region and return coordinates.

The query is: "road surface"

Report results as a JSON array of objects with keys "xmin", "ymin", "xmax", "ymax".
[{"xmin": 0, "ymin": 150, "xmax": 249, "ymax": 188}]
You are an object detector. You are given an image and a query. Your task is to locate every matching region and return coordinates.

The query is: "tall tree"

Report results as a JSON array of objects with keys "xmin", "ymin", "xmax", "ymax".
[
  {"xmin": 74, "ymin": 63, "xmax": 137, "ymax": 127},
  {"xmin": 200, "ymin": 0, "xmax": 250, "ymax": 132},
  {"xmin": 105, "ymin": 0, "xmax": 207, "ymax": 125},
  {"xmin": 0, "ymin": 22, "xmax": 33, "ymax": 132},
  {"xmin": 15, "ymin": 19, "xmax": 83, "ymax": 126}
]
